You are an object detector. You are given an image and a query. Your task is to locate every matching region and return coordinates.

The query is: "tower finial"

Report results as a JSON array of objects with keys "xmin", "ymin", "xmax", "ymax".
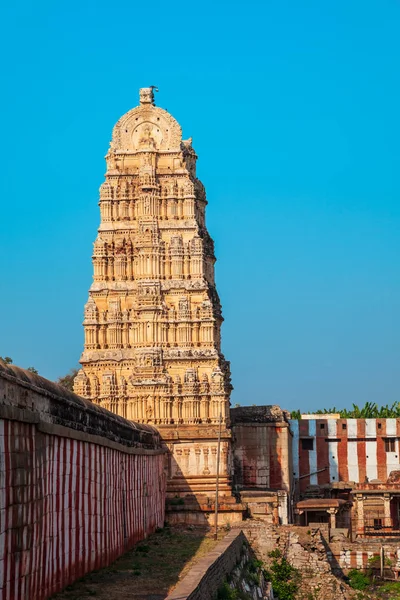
[{"xmin": 139, "ymin": 86, "xmax": 159, "ymax": 106}]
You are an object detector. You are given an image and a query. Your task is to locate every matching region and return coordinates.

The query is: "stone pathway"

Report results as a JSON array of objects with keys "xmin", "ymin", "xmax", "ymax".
[{"xmin": 51, "ymin": 526, "xmax": 221, "ymax": 600}]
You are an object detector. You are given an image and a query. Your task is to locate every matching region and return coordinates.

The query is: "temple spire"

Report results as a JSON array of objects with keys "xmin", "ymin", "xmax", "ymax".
[{"xmin": 74, "ymin": 91, "xmax": 234, "ymax": 500}]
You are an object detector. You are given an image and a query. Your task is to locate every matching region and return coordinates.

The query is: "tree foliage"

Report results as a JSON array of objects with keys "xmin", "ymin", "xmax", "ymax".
[
  {"xmin": 291, "ymin": 402, "xmax": 400, "ymax": 419},
  {"xmin": 290, "ymin": 409, "xmax": 301, "ymax": 420},
  {"xmin": 0, "ymin": 356, "xmax": 13, "ymax": 364},
  {"xmin": 56, "ymin": 368, "xmax": 79, "ymax": 392},
  {"xmin": 0, "ymin": 357, "xmax": 38, "ymax": 374}
]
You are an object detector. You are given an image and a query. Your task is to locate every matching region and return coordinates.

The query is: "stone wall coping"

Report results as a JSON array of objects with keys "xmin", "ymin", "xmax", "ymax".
[
  {"xmin": 0, "ymin": 404, "xmax": 165, "ymax": 455},
  {"xmin": 0, "ymin": 361, "xmax": 163, "ymax": 450},
  {"xmin": 231, "ymin": 421, "xmax": 289, "ymax": 428},
  {"xmin": 165, "ymin": 530, "xmax": 245, "ymax": 600},
  {"xmin": 0, "ymin": 360, "xmax": 89, "ymax": 406},
  {"xmin": 354, "ymin": 487, "xmax": 400, "ymax": 494},
  {"xmin": 230, "ymin": 405, "xmax": 290, "ymax": 424}
]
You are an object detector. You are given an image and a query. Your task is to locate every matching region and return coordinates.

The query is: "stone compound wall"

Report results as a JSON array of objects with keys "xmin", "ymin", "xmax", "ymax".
[
  {"xmin": 230, "ymin": 406, "xmax": 292, "ymax": 525},
  {"xmin": 230, "ymin": 405, "xmax": 292, "ymax": 491},
  {"xmin": 244, "ymin": 522, "xmax": 400, "ymax": 599},
  {"xmin": 244, "ymin": 523, "xmax": 357, "ymax": 600},
  {"xmin": 0, "ymin": 361, "xmax": 165, "ymax": 600},
  {"xmin": 329, "ymin": 535, "xmax": 400, "ymax": 575},
  {"xmin": 166, "ymin": 530, "xmax": 266, "ymax": 600}
]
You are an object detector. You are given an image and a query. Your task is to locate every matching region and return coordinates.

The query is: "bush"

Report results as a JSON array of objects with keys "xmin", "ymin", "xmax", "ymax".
[
  {"xmin": 248, "ymin": 558, "xmax": 263, "ymax": 573},
  {"xmin": 264, "ymin": 551, "xmax": 301, "ymax": 600},
  {"xmin": 217, "ymin": 581, "xmax": 238, "ymax": 600},
  {"xmin": 347, "ymin": 569, "xmax": 370, "ymax": 591}
]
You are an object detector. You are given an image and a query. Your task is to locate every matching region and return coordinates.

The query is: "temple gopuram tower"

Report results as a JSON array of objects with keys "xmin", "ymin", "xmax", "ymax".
[{"xmin": 75, "ymin": 88, "xmax": 239, "ymax": 512}]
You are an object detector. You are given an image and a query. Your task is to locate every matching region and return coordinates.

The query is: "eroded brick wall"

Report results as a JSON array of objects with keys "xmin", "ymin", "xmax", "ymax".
[
  {"xmin": 230, "ymin": 406, "xmax": 291, "ymax": 491},
  {"xmin": 0, "ymin": 362, "xmax": 165, "ymax": 600}
]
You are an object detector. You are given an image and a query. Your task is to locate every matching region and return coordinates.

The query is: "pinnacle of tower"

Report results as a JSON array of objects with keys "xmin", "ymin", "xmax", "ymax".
[{"xmin": 139, "ymin": 86, "xmax": 158, "ymax": 106}]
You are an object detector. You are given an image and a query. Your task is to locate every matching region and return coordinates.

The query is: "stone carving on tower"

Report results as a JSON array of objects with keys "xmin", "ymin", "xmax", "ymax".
[{"xmin": 75, "ymin": 87, "xmax": 236, "ymax": 503}]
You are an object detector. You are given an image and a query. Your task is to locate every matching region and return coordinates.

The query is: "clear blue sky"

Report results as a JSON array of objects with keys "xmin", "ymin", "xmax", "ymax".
[{"xmin": 0, "ymin": 1, "xmax": 399, "ymax": 412}]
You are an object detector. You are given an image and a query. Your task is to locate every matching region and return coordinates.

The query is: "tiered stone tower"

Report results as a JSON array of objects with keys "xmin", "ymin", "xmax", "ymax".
[{"xmin": 74, "ymin": 88, "xmax": 236, "ymax": 504}]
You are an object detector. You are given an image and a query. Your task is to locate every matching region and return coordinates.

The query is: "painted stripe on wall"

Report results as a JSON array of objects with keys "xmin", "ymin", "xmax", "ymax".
[
  {"xmin": 365, "ymin": 420, "xmax": 378, "ymax": 481},
  {"xmin": 291, "ymin": 420, "xmax": 299, "ymax": 481},
  {"xmin": 347, "ymin": 419, "xmax": 359, "ymax": 482},
  {"xmin": 308, "ymin": 420, "xmax": 317, "ymax": 485},
  {"xmin": 365, "ymin": 419, "xmax": 376, "ymax": 438},
  {"xmin": 0, "ymin": 419, "xmax": 165, "ymax": 600},
  {"xmin": 327, "ymin": 419, "xmax": 339, "ymax": 482},
  {"xmin": 385, "ymin": 419, "xmax": 398, "ymax": 479},
  {"xmin": 291, "ymin": 416, "xmax": 400, "ymax": 488}
]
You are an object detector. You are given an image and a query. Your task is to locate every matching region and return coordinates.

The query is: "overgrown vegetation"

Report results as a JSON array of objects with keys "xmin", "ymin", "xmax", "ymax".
[
  {"xmin": 217, "ymin": 581, "xmax": 237, "ymax": 600},
  {"xmin": 0, "ymin": 356, "xmax": 13, "ymax": 364},
  {"xmin": 378, "ymin": 581, "xmax": 400, "ymax": 599},
  {"xmin": 263, "ymin": 550, "xmax": 301, "ymax": 600},
  {"xmin": 216, "ymin": 557, "xmax": 263, "ymax": 600},
  {"xmin": 0, "ymin": 356, "xmax": 38, "ymax": 373},
  {"xmin": 347, "ymin": 569, "xmax": 370, "ymax": 591},
  {"xmin": 56, "ymin": 368, "xmax": 79, "ymax": 391},
  {"xmin": 51, "ymin": 525, "xmax": 223, "ymax": 599},
  {"xmin": 0, "ymin": 358, "xmax": 81, "ymax": 389},
  {"xmin": 346, "ymin": 562, "xmax": 400, "ymax": 599},
  {"xmin": 216, "ymin": 581, "xmax": 252, "ymax": 600},
  {"xmin": 291, "ymin": 401, "xmax": 400, "ymax": 419}
]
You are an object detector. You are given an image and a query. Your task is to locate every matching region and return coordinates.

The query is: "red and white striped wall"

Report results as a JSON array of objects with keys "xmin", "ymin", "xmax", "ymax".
[
  {"xmin": 289, "ymin": 418, "xmax": 400, "ymax": 492},
  {"xmin": 0, "ymin": 419, "xmax": 165, "ymax": 600},
  {"xmin": 337, "ymin": 547, "xmax": 400, "ymax": 571}
]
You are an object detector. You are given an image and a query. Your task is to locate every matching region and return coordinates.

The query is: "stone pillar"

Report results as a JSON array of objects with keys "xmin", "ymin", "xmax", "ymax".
[
  {"xmin": 328, "ymin": 508, "xmax": 337, "ymax": 529},
  {"xmin": 355, "ymin": 494, "xmax": 364, "ymax": 536},
  {"xmin": 384, "ymin": 493, "xmax": 392, "ymax": 529}
]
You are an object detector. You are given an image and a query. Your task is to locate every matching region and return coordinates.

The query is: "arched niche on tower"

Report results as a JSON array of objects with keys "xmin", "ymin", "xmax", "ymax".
[{"xmin": 112, "ymin": 103, "xmax": 182, "ymax": 153}]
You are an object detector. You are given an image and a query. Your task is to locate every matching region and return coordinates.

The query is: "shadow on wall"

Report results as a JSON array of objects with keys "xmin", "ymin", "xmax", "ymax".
[
  {"xmin": 48, "ymin": 436, "xmax": 217, "ymax": 598},
  {"xmin": 164, "ymin": 451, "xmax": 240, "ymax": 528},
  {"xmin": 158, "ymin": 418, "xmax": 244, "ymax": 528},
  {"xmin": 0, "ymin": 359, "xmax": 236, "ymax": 599},
  {"xmin": 319, "ymin": 531, "xmax": 346, "ymax": 579},
  {"xmin": 50, "ymin": 524, "xmax": 214, "ymax": 600},
  {"xmin": 0, "ymin": 360, "xmax": 169, "ymax": 600}
]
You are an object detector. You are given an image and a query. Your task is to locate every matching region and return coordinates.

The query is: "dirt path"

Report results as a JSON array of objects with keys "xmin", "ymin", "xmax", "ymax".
[{"xmin": 51, "ymin": 526, "xmax": 222, "ymax": 600}]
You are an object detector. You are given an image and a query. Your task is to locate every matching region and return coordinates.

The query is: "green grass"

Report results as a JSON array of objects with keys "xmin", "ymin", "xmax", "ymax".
[
  {"xmin": 378, "ymin": 581, "xmax": 400, "ymax": 599},
  {"xmin": 51, "ymin": 526, "xmax": 221, "ymax": 599},
  {"xmin": 345, "ymin": 576, "xmax": 400, "ymax": 599}
]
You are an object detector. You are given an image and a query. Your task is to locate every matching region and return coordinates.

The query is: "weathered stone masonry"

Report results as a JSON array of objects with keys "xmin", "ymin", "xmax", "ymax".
[
  {"xmin": 165, "ymin": 530, "xmax": 267, "ymax": 600},
  {"xmin": 0, "ymin": 360, "xmax": 165, "ymax": 600},
  {"xmin": 290, "ymin": 415, "xmax": 400, "ymax": 535},
  {"xmin": 74, "ymin": 86, "xmax": 234, "ymax": 502},
  {"xmin": 230, "ymin": 405, "xmax": 292, "ymax": 524}
]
